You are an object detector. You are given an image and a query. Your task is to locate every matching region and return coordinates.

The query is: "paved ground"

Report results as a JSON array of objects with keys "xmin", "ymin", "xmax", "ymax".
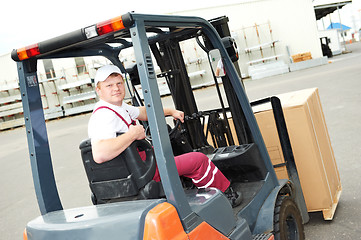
[{"xmin": 1, "ymin": 42, "xmax": 361, "ymax": 239}]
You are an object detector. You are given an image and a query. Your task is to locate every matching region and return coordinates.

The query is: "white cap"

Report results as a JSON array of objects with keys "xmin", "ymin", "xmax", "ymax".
[{"xmin": 94, "ymin": 65, "xmax": 122, "ymax": 86}]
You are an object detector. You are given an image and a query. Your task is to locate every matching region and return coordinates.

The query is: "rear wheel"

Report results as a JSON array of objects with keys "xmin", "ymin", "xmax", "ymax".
[{"xmin": 273, "ymin": 195, "xmax": 304, "ymax": 240}]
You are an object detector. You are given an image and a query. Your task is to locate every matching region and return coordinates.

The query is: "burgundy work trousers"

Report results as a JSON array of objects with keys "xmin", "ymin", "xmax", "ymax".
[{"xmin": 149, "ymin": 152, "xmax": 230, "ymax": 192}]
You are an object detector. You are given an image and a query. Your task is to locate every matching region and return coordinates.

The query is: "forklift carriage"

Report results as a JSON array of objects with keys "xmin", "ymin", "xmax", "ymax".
[{"xmin": 13, "ymin": 12, "xmax": 308, "ymax": 240}]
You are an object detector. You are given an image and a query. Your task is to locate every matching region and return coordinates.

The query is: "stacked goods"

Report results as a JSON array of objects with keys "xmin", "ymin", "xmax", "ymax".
[
  {"xmin": 253, "ymin": 88, "xmax": 342, "ymax": 220},
  {"xmin": 291, "ymin": 52, "xmax": 312, "ymax": 63}
]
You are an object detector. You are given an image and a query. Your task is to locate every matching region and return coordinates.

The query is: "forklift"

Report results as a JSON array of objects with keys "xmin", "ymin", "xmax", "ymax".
[{"xmin": 13, "ymin": 12, "xmax": 309, "ymax": 240}]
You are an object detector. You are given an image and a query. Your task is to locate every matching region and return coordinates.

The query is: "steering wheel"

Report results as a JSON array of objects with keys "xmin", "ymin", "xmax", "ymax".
[
  {"xmin": 145, "ymin": 119, "xmax": 181, "ymax": 142},
  {"xmin": 122, "ymin": 139, "xmax": 156, "ymax": 189}
]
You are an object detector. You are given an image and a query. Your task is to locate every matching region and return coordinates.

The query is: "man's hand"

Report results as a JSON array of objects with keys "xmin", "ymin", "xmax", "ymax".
[
  {"xmin": 128, "ymin": 125, "xmax": 146, "ymax": 140},
  {"xmin": 170, "ymin": 109, "xmax": 184, "ymax": 123}
]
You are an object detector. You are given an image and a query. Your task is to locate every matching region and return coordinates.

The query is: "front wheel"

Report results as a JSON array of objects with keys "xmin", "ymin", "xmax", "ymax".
[{"xmin": 273, "ymin": 195, "xmax": 304, "ymax": 240}]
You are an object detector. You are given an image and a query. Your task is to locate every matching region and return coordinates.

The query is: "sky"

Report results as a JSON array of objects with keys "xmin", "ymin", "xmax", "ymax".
[
  {"xmin": 0, "ymin": 0, "xmax": 230, "ymax": 56},
  {"xmin": 316, "ymin": 1, "xmax": 361, "ymax": 30},
  {"xmin": 1, "ymin": 0, "xmax": 361, "ymax": 56}
]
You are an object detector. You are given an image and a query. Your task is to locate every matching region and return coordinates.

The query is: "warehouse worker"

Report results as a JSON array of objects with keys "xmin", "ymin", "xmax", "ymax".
[{"xmin": 88, "ymin": 65, "xmax": 242, "ymax": 207}]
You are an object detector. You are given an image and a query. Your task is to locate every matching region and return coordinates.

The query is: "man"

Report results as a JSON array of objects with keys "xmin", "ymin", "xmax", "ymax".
[{"xmin": 88, "ymin": 65, "xmax": 241, "ymax": 207}]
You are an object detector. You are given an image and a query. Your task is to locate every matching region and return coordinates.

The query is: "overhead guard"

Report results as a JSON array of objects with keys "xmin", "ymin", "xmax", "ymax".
[{"xmin": 11, "ymin": 13, "xmax": 134, "ymax": 62}]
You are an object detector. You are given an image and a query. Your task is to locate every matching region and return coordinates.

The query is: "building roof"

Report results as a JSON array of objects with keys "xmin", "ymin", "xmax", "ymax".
[
  {"xmin": 313, "ymin": 1, "xmax": 352, "ymax": 20},
  {"xmin": 327, "ymin": 22, "xmax": 351, "ymax": 30}
]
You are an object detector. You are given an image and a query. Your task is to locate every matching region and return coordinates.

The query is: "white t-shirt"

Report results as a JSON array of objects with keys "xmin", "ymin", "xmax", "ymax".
[{"xmin": 88, "ymin": 99, "xmax": 140, "ymax": 141}]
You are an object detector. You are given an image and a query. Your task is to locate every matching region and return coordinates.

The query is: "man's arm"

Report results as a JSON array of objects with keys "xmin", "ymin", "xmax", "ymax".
[
  {"xmin": 92, "ymin": 125, "xmax": 145, "ymax": 163},
  {"xmin": 137, "ymin": 106, "xmax": 184, "ymax": 123},
  {"xmin": 137, "ymin": 106, "xmax": 148, "ymax": 121},
  {"xmin": 164, "ymin": 108, "xmax": 184, "ymax": 123}
]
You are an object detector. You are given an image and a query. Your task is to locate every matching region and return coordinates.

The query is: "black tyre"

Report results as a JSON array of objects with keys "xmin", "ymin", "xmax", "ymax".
[{"xmin": 273, "ymin": 195, "xmax": 304, "ymax": 240}]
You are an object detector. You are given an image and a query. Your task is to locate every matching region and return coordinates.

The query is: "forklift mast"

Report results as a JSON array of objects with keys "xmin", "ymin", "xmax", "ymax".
[
  {"xmin": 148, "ymin": 16, "xmax": 253, "ymax": 153},
  {"xmin": 207, "ymin": 16, "xmax": 253, "ymax": 146},
  {"xmin": 150, "ymin": 37, "xmax": 213, "ymax": 153}
]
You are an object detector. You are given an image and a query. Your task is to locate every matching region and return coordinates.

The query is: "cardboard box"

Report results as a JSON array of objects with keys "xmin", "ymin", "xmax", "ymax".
[
  {"xmin": 292, "ymin": 52, "xmax": 312, "ymax": 63},
  {"xmin": 253, "ymin": 88, "xmax": 342, "ymax": 220}
]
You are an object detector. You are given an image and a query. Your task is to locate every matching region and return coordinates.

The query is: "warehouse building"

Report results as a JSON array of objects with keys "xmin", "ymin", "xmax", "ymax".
[{"xmin": 0, "ymin": 0, "xmax": 354, "ymax": 130}]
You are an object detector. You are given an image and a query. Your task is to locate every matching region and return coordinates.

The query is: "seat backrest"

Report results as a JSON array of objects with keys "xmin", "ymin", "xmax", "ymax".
[
  {"xmin": 79, "ymin": 139, "xmax": 157, "ymax": 202},
  {"xmin": 80, "ymin": 139, "xmax": 130, "ymax": 182}
]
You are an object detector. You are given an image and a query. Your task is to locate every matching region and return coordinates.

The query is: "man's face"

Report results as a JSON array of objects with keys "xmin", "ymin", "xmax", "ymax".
[{"xmin": 96, "ymin": 73, "xmax": 125, "ymax": 106}]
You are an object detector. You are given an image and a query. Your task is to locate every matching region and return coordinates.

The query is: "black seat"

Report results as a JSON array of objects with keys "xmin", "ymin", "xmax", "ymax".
[{"xmin": 79, "ymin": 138, "xmax": 163, "ymax": 204}]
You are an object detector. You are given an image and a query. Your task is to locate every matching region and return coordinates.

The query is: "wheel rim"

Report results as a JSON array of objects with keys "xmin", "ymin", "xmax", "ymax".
[
  {"xmin": 274, "ymin": 196, "xmax": 304, "ymax": 240},
  {"xmin": 286, "ymin": 214, "xmax": 299, "ymax": 240}
]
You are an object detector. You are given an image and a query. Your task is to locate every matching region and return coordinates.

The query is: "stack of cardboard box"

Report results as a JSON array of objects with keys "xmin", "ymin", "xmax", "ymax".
[
  {"xmin": 291, "ymin": 52, "xmax": 312, "ymax": 63},
  {"xmin": 253, "ymin": 88, "xmax": 342, "ymax": 220}
]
